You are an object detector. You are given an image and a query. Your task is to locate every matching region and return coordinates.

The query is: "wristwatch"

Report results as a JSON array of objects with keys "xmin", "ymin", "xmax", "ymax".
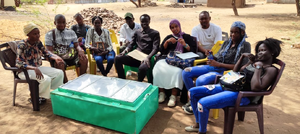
[{"xmin": 255, "ymin": 65, "xmax": 262, "ymax": 69}]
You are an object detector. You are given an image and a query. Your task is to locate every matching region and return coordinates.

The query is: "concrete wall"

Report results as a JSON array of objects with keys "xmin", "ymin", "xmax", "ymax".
[
  {"xmin": 0, "ymin": 0, "xmax": 16, "ymax": 6},
  {"xmin": 266, "ymin": 0, "xmax": 295, "ymax": 4},
  {"xmin": 207, "ymin": 0, "xmax": 246, "ymax": 8}
]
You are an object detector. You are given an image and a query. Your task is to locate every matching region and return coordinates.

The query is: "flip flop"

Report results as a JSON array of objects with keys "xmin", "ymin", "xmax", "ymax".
[
  {"xmin": 185, "ymin": 125, "xmax": 199, "ymax": 132},
  {"xmin": 27, "ymin": 97, "xmax": 47, "ymax": 105}
]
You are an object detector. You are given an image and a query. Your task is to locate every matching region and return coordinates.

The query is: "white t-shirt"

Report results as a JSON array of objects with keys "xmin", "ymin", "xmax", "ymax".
[
  {"xmin": 191, "ymin": 23, "xmax": 222, "ymax": 50},
  {"xmin": 119, "ymin": 22, "xmax": 142, "ymax": 43}
]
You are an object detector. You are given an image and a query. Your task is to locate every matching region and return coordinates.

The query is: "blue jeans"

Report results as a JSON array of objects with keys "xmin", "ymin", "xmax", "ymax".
[
  {"xmin": 182, "ymin": 65, "xmax": 227, "ymax": 90},
  {"xmin": 190, "ymin": 85, "xmax": 250, "ymax": 133},
  {"xmin": 93, "ymin": 50, "xmax": 115, "ymax": 76}
]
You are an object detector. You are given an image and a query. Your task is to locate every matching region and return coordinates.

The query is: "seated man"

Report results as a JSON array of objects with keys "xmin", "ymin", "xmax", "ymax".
[
  {"xmin": 192, "ymin": 11, "xmax": 222, "ymax": 58},
  {"xmin": 119, "ymin": 12, "xmax": 142, "ymax": 53},
  {"xmin": 114, "ymin": 14, "xmax": 160, "ymax": 82},
  {"xmin": 16, "ymin": 22, "xmax": 64, "ymax": 104},
  {"xmin": 70, "ymin": 13, "xmax": 91, "ymax": 52},
  {"xmin": 45, "ymin": 14, "xmax": 88, "ymax": 83}
]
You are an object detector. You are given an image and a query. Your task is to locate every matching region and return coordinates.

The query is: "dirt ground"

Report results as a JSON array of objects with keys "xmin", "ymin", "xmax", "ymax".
[{"xmin": 0, "ymin": 1, "xmax": 300, "ymax": 134}]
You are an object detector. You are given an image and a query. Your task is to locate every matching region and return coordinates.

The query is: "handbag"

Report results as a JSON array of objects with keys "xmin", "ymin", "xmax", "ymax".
[
  {"xmin": 219, "ymin": 70, "xmax": 246, "ymax": 91},
  {"xmin": 91, "ymin": 28, "xmax": 109, "ymax": 56},
  {"xmin": 52, "ymin": 29, "xmax": 76, "ymax": 60},
  {"xmin": 165, "ymin": 51, "xmax": 195, "ymax": 69}
]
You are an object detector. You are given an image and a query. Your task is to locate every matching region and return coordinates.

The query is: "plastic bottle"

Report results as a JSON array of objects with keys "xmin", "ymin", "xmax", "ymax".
[
  {"xmin": 208, "ymin": 51, "xmax": 214, "ymax": 60},
  {"xmin": 207, "ymin": 51, "xmax": 215, "ymax": 71},
  {"xmin": 82, "ymin": 38, "xmax": 85, "ymax": 44}
]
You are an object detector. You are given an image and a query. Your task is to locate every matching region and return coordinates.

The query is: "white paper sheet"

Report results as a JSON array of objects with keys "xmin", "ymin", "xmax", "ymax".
[
  {"xmin": 127, "ymin": 49, "xmax": 148, "ymax": 61},
  {"xmin": 176, "ymin": 52, "xmax": 199, "ymax": 60}
]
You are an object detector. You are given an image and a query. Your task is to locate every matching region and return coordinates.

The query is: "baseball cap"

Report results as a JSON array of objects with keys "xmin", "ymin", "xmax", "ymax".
[{"xmin": 124, "ymin": 12, "xmax": 133, "ymax": 19}]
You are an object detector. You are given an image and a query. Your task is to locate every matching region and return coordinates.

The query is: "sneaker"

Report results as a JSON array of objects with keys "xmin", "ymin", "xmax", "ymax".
[
  {"xmin": 167, "ymin": 95, "xmax": 176, "ymax": 107},
  {"xmin": 184, "ymin": 105, "xmax": 194, "ymax": 115},
  {"xmin": 182, "ymin": 101, "xmax": 191, "ymax": 110},
  {"xmin": 126, "ymin": 70, "xmax": 132, "ymax": 76},
  {"xmin": 185, "ymin": 125, "xmax": 199, "ymax": 132},
  {"xmin": 158, "ymin": 92, "xmax": 166, "ymax": 103}
]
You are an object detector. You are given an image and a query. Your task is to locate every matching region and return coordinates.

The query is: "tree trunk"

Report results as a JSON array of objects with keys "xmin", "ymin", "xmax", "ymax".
[
  {"xmin": 138, "ymin": 0, "xmax": 141, "ymax": 7},
  {"xmin": 1, "ymin": 0, "xmax": 4, "ymax": 9},
  {"xmin": 130, "ymin": 0, "xmax": 139, "ymax": 8},
  {"xmin": 232, "ymin": 0, "xmax": 239, "ymax": 16},
  {"xmin": 296, "ymin": 0, "xmax": 300, "ymax": 16}
]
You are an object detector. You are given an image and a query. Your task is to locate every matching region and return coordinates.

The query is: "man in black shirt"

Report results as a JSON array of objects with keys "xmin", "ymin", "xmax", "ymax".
[
  {"xmin": 70, "ymin": 13, "xmax": 91, "ymax": 51},
  {"xmin": 115, "ymin": 14, "xmax": 160, "ymax": 82}
]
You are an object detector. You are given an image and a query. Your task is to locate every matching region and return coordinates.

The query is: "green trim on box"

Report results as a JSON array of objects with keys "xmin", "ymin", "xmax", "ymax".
[{"xmin": 51, "ymin": 85, "xmax": 158, "ymax": 134}]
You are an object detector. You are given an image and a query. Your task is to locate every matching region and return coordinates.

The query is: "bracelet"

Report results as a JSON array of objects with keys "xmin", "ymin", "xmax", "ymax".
[{"xmin": 184, "ymin": 44, "xmax": 189, "ymax": 48}]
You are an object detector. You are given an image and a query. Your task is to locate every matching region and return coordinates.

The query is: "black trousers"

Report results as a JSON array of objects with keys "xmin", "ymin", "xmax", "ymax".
[{"xmin": 114, "ymin": 55, "xmax": 149, "ymax": 82}]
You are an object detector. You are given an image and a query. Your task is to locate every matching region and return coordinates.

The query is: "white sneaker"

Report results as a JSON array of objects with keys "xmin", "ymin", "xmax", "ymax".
[
  {"xmin": 158, "ymin": 92, "xmax": 165, "ymax": 103},
  {"xmin": 167, "ymin": 95, "xmax": 176, "ymax": 107},
  {"xmin": 126, "ymin": 70, "xmax": 132, "ymax": 76}
]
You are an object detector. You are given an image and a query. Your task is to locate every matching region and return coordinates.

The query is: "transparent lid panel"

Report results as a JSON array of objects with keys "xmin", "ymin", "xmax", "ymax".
[
  {"xmin": 60, "ymin": 74, "xmax": 151, "ymax": 102},
  {"xmin": 79, "ymin": 77, "xmax": 130, "ymax": 98},
  {"xmin": 60, "ymin": 74, "xmax": 102, "ymax": 91},
  {"xmin": 111, "ymin": 81, "xmax": 150, "ymax": 102}
]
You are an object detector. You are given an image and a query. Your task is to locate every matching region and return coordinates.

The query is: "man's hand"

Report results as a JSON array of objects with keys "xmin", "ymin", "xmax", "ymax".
[
  {"xmin": 207, "ymin": 59, "xmax": 220, "ymax": 67},
  {"xmin": 168, "ymin": 37, "xmax": 177, "ymax": 44},
  {"xmin": 34, "ymin": 67, "xmax": 44, "ymax": 80},
  {"xmin": 78, "ymin": 49, "xmax": 87, "ymax": 60},
  {"xmin": 142, "ymin": 58, "xmax": 150, "ymax": 68},
  {"xmin": 204, "ymin": 49, "xmax": 211, "ymax": 56},
  {"xmin": 78, "ymin": 37, "xmax": 83, "ymax": 42},
  {"xmin": 54, "ymin": 56, "xmax": 64, "ymax": 68}
]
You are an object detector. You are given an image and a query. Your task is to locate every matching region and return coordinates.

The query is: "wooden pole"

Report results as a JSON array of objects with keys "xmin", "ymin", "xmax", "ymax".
[
  {"xmin": 1, "ymin": 0, "xmax": 4, "ymax": 9},
  {"xmin": 130, "ymin": 0, "xmax": 139, "ymax": 8},
  {"xmin": 232, "ymin": 0, "xmax": 239, "ymax": 16},
  {"xmin": 296, "ymin": 0, "xmax": 300, "ymax": 16}
]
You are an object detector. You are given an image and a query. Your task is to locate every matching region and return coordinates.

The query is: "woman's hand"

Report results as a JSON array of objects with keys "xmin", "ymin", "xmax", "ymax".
[
  {"xmin": 78, "ymin": 49, "xmax": 87, "ymax": 60},
  {"xmin": 167, "ymin": 37, "xmax": 177, "ymax": 44},
  {"xmin": 254, "ymin": 61, "xmax": 263, "ymax": 68},
  {"xmin": 34, "ymin": 67, "xmax": 43, "ymax": 80},
  {"xmin": 207, "ymin": 59, "xmax": 220, "ymax": 67},
  {"xmin": 204, "ymin": 49, "xmax": 211, "ymax": 56},
  {"xmin": 178, "ymin": 38, "xmax": 186, "ymax": 46},
  {"xmin": 242, "ymin": 53, "xmax": 255, "ymax": 63}
]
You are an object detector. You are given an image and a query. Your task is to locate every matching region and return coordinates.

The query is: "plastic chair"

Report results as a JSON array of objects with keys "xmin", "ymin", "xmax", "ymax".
[
  {"xmin": 0, "ymin": 42, "xmax": 40, "ymax": 111},
  {"xmin": 193, "ymin": 40, "xmax": 224, "ymax": 66},
  {"xmin": 87, "ymin": 29, "xmax": 118, "ymax": 75},
  {"xmin": 219, "ymin": 59, "xmax": 285, "ymax": 134},
  {"xmin": 222, "ymin": 31, "xmax": 229, "ymax": 41},
  {"xmin": 115, "ymin": 45, "xmax": 155, "ymax": 84}
]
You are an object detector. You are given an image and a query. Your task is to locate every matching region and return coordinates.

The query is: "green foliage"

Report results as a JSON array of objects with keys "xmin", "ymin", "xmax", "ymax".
[{"xmin": 17, "ymin": 0, "xmax": 69, "ymax": 33}]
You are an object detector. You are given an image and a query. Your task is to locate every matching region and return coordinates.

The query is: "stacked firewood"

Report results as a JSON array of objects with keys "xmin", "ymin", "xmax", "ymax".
[{"xmin": 66, "ymin": 7, "xmax": 124, "ymax": 34}]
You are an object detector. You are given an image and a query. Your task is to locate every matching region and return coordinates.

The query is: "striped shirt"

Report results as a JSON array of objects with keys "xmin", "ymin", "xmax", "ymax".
[
  {"xmin": 85, "ymin": 27, "xmax": 113, "ymax": 51},
  {"xmin": 45, "ymin": 28, "xmax": 78, "ymax": 55}
]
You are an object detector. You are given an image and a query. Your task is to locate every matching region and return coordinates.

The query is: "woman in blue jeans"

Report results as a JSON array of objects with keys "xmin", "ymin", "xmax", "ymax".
[
  {"xmin": 85, "ymin": 16, "xmax": 115, "ymax": 76},
  {"xmin": 182, "ymin": 21, "xmax": 251, "ymax": 114},
  {"xmin": 185, "ymin": 38, "xmax": 283, "ymax": 134}
]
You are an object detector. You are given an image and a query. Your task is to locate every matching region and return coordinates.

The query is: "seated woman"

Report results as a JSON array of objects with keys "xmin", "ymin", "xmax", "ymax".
[
  {"xmin": 153, "ymin": 19, "xmax": 197, "ymax": 107},
  {"xmin": 85, "ymin": 16, "xmax": 115, "ymax": 76},
  {"xmin": 185, "ymin": 38, "xmax": 282, "ymax": 134},
  {"xmin": 182, "ymin": 21, "xmax": 251, "ymax": 114},
  {"xmin": 16, "ymin": 23, "xmax": 64, "ymax": 104}
]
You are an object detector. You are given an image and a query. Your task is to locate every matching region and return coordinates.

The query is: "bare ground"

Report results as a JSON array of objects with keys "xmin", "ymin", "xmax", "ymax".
[{"xmin": 0, "ymin": 1, "xmax": 300, "ymax": 134}]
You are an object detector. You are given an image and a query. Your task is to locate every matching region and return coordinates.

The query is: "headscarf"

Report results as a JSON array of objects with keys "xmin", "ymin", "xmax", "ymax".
[
  {"xmin": 221, "ymin": 21, "xmax": 247, "ymax": 63},
  {"xmin": 169, "ymin": 19, "xmax": 185, "ymax": 53},
  {"xmin": 23, "ymin": 22, "xmax": 38, "ymax": 36}
]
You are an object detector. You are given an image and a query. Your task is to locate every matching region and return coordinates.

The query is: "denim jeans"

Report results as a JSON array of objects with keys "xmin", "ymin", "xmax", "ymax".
[
  {"xmin": 93, "ymin": 50, "xmax": 115, "ymax": 76},
  {"xmin": 182, "ymin": 65, "xmax": 227, "ymax": 91},
  {"xmin": 189, "ymin": 84, "xmax": 250, "ymax": 133}
]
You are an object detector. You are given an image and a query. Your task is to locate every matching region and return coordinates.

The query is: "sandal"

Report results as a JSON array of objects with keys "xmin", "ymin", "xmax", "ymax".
[
  {"xmin": 185, "ymin": 125, "xmax": 199, "ymax": 132},
  {"xmin": 28, "ymin": 97, "xmax": 47, "ymax": 105}
]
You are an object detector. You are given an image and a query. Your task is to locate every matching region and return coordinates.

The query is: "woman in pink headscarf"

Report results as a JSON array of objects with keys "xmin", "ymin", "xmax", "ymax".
[{"xmin": 153, "ymin": 19, "xmax": 197, "ymax": 107}]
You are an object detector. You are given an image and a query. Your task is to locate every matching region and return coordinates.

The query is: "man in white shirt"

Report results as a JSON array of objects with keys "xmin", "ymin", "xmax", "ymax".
[
  {"xmin": 119, "ymin": 12, "xmax": 142, "ymax": 53},
  {"xmin": 191, "ymin": 11, "xmax": 222, "ymax": 58}
]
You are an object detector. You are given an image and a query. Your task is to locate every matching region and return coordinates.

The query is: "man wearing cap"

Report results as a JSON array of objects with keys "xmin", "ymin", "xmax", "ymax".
[
  {"xmin": 16, "ymin": 22, "xmax": 64, "ymax": 104},
  {"xmin": 119, "ymin": 12, "xmax": 142, "ymax": 53}
]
